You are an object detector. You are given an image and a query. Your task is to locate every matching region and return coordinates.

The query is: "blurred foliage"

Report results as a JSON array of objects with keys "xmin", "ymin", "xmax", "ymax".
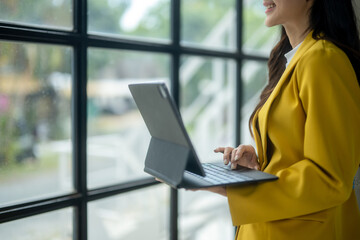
[
  {"xmin": 0, "ymin": 111, "xmax": 20, "ymax": 166},
  {"xmin": 0, "ymin": 42, "xmax": 72, "ymax": 165}
]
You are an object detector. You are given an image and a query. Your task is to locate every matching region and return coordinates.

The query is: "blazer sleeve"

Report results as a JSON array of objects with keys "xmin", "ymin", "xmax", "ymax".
[{"xmin": 226, "ymin": 45, "xmax": 360, "ymax": 226}]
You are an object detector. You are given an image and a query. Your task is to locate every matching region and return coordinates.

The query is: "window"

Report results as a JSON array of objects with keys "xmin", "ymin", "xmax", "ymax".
[
  {"xmin": 0, "ymin": 1, "xmax": 276, "ymax": 239},
  {"xmin": 0, "ymin": 0, "xmax": 73, "ymax": 30}
]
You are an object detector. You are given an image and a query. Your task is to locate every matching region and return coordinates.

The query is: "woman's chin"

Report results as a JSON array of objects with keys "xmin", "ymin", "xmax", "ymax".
[{"xmin": 264, "ymin": 19, "xmax": 279, "ymax": 28}]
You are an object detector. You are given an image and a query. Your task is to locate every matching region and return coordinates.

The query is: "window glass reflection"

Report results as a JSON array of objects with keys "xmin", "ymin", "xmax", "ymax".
[
  {"xmin": 180, "ymin": 55, "xmax": 236, "ymax": 162},
  {"xmin": 243, "ymin": 0, "xmax": 280, "ymax": 56},
  {"xmin": 0, "ymin": 208, "xmax": 73, "ymax": 240},
  {"xmin": 0, "ymin": 41, "xmax": 73, "ymax": 207},
  {"xmin": 88, "ymin": 185, "xmax": 169, "ymax": 240},
  {"xmin": 0, "ymin": 0, "xmax": 73, "ymax": 30},
  {"xmin": 181, "ymin": 0, "xmax": 236, "ymax": 51},
  {"xmin": 179, "ymin": 190, "xmax": 233, "ymax": 240},
  {"xmin": 241, "ymin": 60, "xmax": 268, "ymax": 144},
  {"xmin": 87, "ymin": 48, "xmax": 170, "ymax": 189},
  {"xmin": 179, "ymin": 55, "xmax": 235, "ymax": 239},
  {"xmin": 88, "ymin": 0, "xmax": 170, "ymax": 42}
]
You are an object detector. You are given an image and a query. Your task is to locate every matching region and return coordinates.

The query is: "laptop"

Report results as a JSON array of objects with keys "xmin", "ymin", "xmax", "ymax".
[{"xmin": 128, "ymin": 82, "xmax": 278, "ymax": 189}]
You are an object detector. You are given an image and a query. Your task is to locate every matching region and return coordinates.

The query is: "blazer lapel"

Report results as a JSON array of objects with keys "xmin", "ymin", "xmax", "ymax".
[
  {"xmin": 257, "ymin": 32, "xmax": 317, "ymax": 168},
  {"xmin": 252, "ymin": 110, "xmax": 264, "ymax": 167}
]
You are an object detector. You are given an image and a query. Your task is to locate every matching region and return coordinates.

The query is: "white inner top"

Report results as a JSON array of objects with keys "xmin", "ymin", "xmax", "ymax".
[{"xmin": 285, "ymin": 42, "xmax": 303, "ymax": 68}]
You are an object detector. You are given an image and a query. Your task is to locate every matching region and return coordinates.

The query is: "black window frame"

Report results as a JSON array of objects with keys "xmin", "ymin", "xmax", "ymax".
[{"xmin": 0, "ymin": 1, "xmax": 268, "ymax": 239}]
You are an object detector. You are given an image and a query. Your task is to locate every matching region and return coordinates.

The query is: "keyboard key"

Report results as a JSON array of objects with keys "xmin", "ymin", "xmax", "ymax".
[{"xmin": 196, "ymin": 163, "xmax": 253, "ymax": 184}]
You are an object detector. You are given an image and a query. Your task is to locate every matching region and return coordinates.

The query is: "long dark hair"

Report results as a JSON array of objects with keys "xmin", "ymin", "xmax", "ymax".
[{"xmin": 249, "ymin": 0, "xmax": 360, "ymax": 137}]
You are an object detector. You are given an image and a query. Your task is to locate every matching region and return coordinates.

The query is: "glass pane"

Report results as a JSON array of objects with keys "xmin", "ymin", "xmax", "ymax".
[
  {"xmin": 241, "ymin": 60, "xmax": 268, "ymax": 144},
  {"xmin": 181, "ymin": 0, "xmax": 236, "ymax": 51},
  {"xmin": 0, "ymin": 0, "xmax": 73, "ymax": 30},
  {"xmin": 180, "ymin": 56, "xmax": 236, "ymax": 162},
  {"xmin": 88, "ymin": 0, "xmax": 170, "ymax": 42},
  {"xmin": 0, "ymin": 208, "xmax": 73, "ymax": 240},
  {"xmin": 179, "ymin": 191, "xmax": 233, "ymax": 240},
  {"xmin": 243, "ymin": 0, "xmax": 280, "ymax": 56},
  {"xmin": 0, "ymin": 41, "xmax": 73, "ymax": 207},
  {"xmin": 179, "ymin": 55, "xmax": 235, "ymax": 239},
  {"xmin": 88, "ymin": 185, "xmax": 169, "ymax": 240},
  {"xmin": 87, "ymin": 48, "xmax": 170, "ymax": 189}
]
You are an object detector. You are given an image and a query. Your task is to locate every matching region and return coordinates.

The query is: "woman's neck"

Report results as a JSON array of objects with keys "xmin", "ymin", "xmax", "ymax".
[{"xmin": 284, "ymin": 22, "xmax": 311, "ymax": 48}]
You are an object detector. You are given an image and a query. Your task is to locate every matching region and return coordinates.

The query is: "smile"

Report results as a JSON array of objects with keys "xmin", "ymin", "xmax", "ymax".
[
  {"xmin": 263, "ymin": 1, "xmax": 276, "ymax": 13},
  {"xmin": 267, "ymin": 4, "xmax": 276, "ymax": 9}
]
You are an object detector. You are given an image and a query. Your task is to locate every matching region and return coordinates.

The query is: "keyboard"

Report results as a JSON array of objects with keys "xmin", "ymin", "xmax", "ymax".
[{"xmin": 187, "ymin": 163, "xmax": 253, "ymax": 185}]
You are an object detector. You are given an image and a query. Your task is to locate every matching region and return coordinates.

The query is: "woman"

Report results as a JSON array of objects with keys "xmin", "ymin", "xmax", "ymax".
[{"xmin": 208, "ymin": 0, "xmax": 360, "ymax": 239}]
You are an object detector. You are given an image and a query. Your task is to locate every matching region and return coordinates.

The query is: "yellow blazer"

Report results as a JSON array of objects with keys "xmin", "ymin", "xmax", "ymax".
[{"xmin": 226, "ymin": 32, "xmax": 360, "ymax": 240}]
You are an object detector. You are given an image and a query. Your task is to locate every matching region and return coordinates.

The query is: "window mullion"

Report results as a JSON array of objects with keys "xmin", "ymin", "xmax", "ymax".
[
  {"xmin": 236, "ymin": 0, "xmax": 244, "ymax": 146},
  {"xmin": 170, "ymin": 0, "xmax": 181, "ymax": 240},
  {"xmin": 73, "ymin": 0, "xmax": 88, "ymax": 240}
]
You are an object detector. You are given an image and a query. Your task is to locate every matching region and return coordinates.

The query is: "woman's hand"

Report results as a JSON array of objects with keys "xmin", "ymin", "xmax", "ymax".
[
  {"xmin": 156, "ymin": 144, "xmax": 259, "ymax": 197},
  {"xmin": 195, "ymin": 145, "xmax": 259, "ymax": 196},
  {"xmin": 214, "ymin": 144, "xmax": 260, "ymax": 170}
]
